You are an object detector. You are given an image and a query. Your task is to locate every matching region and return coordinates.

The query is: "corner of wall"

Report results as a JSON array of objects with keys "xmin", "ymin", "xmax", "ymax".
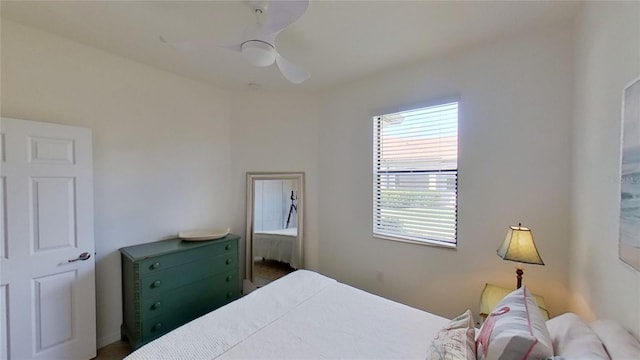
[{"xmin": 569, "ymin": 0, "xmax": 640, "ymax": 337}]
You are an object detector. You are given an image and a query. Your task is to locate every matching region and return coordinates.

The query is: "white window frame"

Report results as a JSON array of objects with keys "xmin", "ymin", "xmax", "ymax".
[{"xmin": 373, "ymin": 101, "xmax": 459, "ymax": 248}]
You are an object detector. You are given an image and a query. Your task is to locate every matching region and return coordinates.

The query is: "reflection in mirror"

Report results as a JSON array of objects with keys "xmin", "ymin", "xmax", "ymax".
[{"xmin": 246, "ymin": 173, "xmax": 304, "ymax": 289}]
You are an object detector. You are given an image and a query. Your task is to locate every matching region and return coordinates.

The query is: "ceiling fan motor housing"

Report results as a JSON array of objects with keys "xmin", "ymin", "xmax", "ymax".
[{"xmin": 241, "ymin": 40, "xmax": 276, "ymax": 67}]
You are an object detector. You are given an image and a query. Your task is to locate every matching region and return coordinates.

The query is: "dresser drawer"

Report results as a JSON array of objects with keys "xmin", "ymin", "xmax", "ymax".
[
  {"xmin": 141, "ymin": 288, "xmax": 239, "ymax": 342},
  {"xmin": 140, "ymin": 255, "xmax": 237, "ymax": 295},
  {"xmin": 141, "ymin": 314, "xmax": 185, "ymax": 343},
  {"xmin": 141, "ymin": 271, "xmax": 238, "ymax": 318},
  {"xmin": 137, "ymin": 240, "xmax": 237, "ymax": 276}
]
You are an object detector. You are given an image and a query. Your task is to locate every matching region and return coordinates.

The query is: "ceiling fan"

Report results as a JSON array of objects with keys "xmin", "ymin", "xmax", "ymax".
[{"xmin": 227, "ymin": 0, "xmax": 310, "ymax": 84}]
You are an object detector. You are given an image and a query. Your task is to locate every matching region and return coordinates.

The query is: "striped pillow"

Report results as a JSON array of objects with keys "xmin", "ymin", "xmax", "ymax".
[{"xmin": 476, "ymin": 286, "xmax": 553, "ymax": 360}]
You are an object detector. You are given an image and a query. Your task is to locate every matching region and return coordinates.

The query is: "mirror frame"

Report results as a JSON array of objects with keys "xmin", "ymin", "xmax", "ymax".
[{"xmin": 245, "ymin": 172, "xmax": 304, "ymax": 285}]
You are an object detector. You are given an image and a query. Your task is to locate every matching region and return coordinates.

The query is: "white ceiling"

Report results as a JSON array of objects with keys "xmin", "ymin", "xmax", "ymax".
[{"xmin": 1, "ymin": 1, "xmax": 580, "ymax": 92}]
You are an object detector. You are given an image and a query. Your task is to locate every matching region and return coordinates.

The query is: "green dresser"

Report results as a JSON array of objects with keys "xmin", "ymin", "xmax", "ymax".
[{"xmin": 120, "ymin": 234, "xmax": 240, "ymax": 349}]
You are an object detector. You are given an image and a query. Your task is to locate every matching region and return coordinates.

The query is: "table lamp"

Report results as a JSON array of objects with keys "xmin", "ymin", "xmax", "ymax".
[{"xmin": 497, "ymin": 223, "xmax": 544, "ymax": 289}]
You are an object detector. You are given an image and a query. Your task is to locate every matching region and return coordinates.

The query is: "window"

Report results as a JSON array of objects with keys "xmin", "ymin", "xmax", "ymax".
[{"xmin": 373, "ymin": 101, "xmax": 458, "ymax": 247}]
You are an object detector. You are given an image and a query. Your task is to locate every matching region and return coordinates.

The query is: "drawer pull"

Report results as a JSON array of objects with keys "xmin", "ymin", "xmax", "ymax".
[
  {"xmin": 150, "ymin": 262, "xmax": 160, "ymax": 270},
  {"xmin": 151, "ymin": 301, "xmax": 161, "ymax": 310},
  {"xmin": 152, "ymin": 280, "xmax": 162, "ymax": 288},
  {"xmin": 226, "ymin": 275, "xmax": 233, "ymax": 282},
  {"xmin": 225, "ymin": 258, "xmax": 232, "ymax": 265},
  {"xmin": 225, "ymin": 244, "xmax": 231, "ymax": 251},
  {"xmin": 226, "ymin": 292, "xmax": 232, "ymax": 299},
  {"xmin": 152, "ymin": 322, "xmax": 162, "ymax": 332}
]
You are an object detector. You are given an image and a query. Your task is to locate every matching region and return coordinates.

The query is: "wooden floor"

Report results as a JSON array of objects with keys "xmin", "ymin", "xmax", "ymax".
[
  {"xmin": 92, "ymin": 341, "xmax": 132, "ymax": 360},
  {"xmin": 254, "ymin": 259, "xmax": 296, "ymax": 287}
]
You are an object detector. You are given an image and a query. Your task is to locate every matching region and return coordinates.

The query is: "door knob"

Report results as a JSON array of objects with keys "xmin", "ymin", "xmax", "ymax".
[{"xmin": 68, "ymin": 252, "xmax": 91, "ymax": 262}]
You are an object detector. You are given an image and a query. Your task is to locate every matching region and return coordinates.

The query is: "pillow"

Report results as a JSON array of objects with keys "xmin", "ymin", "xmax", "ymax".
[
  {"xmin": 589, "ymin": 319, "xmax": 640, "ymax": 360},
  {"xmin": 476, "ymin": 286, "xmax": 553, "ymax": 360},
  {"xmin": 427, "ymin": 309, "xmax": 476, "ymax": 360},
  {"xmin": 545, "ymin": 313, "xmax": 608, "ymax": 359}
]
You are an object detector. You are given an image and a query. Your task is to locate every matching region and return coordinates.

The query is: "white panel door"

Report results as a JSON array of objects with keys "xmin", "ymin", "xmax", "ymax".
[{"xmin": 0, "ymin": 117, "xmax": 96, "ymax": 360}]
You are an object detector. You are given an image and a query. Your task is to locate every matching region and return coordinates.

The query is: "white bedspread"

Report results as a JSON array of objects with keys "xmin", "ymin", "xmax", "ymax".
[
  {"xmin": 125, "ymin": 270, "xmax": 448, "ymax": 360},
  {"xmin": 253, "ymin": 228, "xmax": 298, "ymax": 268}
]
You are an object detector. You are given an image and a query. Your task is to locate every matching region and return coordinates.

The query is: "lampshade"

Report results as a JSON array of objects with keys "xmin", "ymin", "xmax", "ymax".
[
  {"xmin": 241, "ymin": 40, "xmax": 276, "ymax": 67},
  {"xmin": 497, "ymin": 224, "xmax": 544, "ymax": 265}
]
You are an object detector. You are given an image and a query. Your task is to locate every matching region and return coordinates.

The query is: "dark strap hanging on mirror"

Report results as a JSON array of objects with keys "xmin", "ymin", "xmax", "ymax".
[{"xmin": 286, "ymin": 190, "xmax": 297, "ymax": 228}]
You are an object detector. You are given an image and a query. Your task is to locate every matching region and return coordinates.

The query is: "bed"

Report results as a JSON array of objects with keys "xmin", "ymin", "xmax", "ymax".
[
  {"xmin": 125, "ymin": 270, "xmax": 448, "ymax": 360},
  {"xmin": 125, "ymin": 270, "xmax": 640, "ymax": 360},
  {"xmin": 252, "ymin": 227, "xmax": 298, "ymax": 268}
]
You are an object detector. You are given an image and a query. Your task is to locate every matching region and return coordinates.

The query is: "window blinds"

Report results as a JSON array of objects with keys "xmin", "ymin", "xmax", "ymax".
[{"xmin": 373, "ymin": 102, "xmax": 458, "ymax": 245}]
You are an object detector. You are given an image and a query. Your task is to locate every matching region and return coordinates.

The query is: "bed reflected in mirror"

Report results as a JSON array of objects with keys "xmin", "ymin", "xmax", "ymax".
[{"xmin": 246, "ymin": 172, "xmax": 304, "ymax": 289}]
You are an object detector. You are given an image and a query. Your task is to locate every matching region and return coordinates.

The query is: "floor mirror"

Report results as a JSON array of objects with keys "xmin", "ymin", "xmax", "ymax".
[{"xmin": 246, "ymin": 172, "xmax": 304, "ymax": 289}]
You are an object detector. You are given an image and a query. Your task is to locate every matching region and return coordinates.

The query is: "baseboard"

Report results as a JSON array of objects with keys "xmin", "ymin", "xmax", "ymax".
[{"xmin": 97, "ymin": 331, "xmax": 122, "ymax": 349}]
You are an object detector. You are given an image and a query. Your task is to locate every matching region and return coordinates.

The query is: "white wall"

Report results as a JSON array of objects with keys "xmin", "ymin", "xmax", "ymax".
[
  {"xmin": 229, "ymin": 90, "xmax": 320, "ymax": 273},
  {"xmin": 4, "ymin": 1, "xmax": 639, "ymax": 348},
  {"xmin": 570, "ymin": 1, "xmax": 640, "ymax": 337},
  {"xmin": 318, "ymin": 23, "xmax": 575, "ymax": 321},
  {"xmin": 0, "ymin": 20, "xmax": 233, "ymax": 346}
]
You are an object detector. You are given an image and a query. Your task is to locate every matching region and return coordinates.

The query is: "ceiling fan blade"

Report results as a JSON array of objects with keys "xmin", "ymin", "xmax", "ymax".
[
  {"xmin": 258, "ymin": 0, "xmax": 309, "ymax": 36},
  {"xmin": 275, "ymin": 53, "xmax": 310, "ymax": 84}
]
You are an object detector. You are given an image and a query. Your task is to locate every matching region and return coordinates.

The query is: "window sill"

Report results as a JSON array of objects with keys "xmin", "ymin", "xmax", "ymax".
[{"xmin": 373, "ymin": 233, "xmax": 457, "ymax": 249}]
